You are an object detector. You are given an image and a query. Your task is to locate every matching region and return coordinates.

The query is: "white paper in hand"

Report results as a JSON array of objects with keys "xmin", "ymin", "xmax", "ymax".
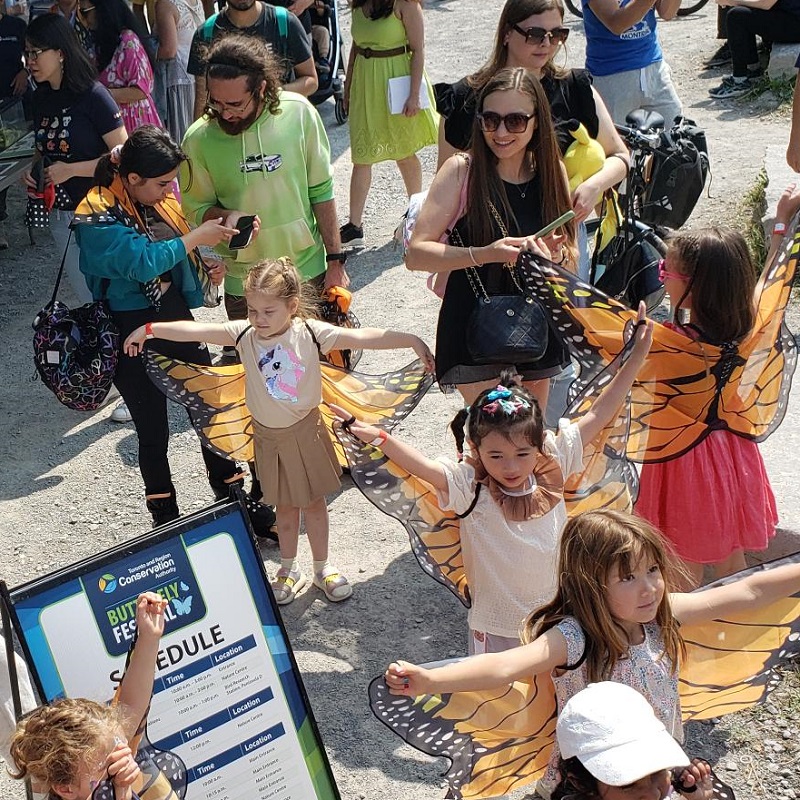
[{"xmin": 387, "ymin": 76, "xmax": 431, "ymax": 115}]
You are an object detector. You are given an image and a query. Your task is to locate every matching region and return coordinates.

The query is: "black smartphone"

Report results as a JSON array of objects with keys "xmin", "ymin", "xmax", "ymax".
[
  {"xmin": 31, "ymin": 156, "xmax": 50, "ymax": 193},
  {"xmin": 229, "ymin": 215, "xmax": 256, "ymax": 250}
]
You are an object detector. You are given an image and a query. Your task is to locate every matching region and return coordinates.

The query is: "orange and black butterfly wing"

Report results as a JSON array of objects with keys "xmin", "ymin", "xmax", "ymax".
[
  {"xmin": 369, "ymin": 667, "xmax": 557, "ymax": 799},
  {"xmin": 679, "ymin": 553, "xmax": 800, "ymax": 721},
  {"xmin": 321, "ymin": 359, "xmax": 434, "ymax": 468},
  {"xmin": 334, "ymin": 421, "xmax": 470, "ymax": 606},
  {"xmin": 144, "ymin": 352, "xmax": 254, "ymax": 462},
  {"xmin": 717, "ymin": 224, "xmax": 800, "ymax": 441},
  {"xmin": 518, "ymin": 252, "xmax": 721, "ymax": 462},
  {"xmin": 562, "ymin": 333, "xmax": 639, "ymax": 515}
]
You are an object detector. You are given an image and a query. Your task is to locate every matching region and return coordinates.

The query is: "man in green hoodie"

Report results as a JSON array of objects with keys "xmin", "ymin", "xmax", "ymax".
[{"xmin": 180, "ymin": 32, "xmax": 349, "ymax": 324}]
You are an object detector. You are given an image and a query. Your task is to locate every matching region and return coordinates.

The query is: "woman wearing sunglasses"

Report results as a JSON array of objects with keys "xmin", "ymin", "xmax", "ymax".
[
  {"xmin": 406, "ymin": 66, "xmax": 576, "ymax": 409},
  {"xmin": 435, "ymin": 0, "xmax": 628, "ymax": 231},
  {"xmin": 22, "ymin": 14, "xmax": 127, "ymax": 304}
]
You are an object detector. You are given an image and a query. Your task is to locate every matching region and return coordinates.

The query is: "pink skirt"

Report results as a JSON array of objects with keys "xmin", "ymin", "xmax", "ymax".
[{"xmin": 635, "ymin": 430, "xmax": 777, "ymax": 564}]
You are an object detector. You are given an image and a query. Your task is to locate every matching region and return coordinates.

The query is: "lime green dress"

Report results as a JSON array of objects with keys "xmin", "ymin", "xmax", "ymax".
[{"xmin": 349, "ymin": 6, "xmax": 439, "ymax": 165}]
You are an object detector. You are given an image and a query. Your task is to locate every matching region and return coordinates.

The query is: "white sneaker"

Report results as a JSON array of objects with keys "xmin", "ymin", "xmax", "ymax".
[{"xmin": 110, "ymin": 400, "xmax": 132, "ymax": 423}]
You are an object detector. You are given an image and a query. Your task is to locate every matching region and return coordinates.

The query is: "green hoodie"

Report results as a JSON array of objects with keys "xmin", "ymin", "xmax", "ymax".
[{"xmin": 180, "ymin": 91, "xmax": 334, "ymax": 296}]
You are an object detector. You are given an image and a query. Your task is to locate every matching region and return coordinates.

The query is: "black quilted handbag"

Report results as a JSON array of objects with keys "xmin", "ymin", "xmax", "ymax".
[{"xmin": 32, "ymin": 233, "xmax": 119, "ymax": 411}]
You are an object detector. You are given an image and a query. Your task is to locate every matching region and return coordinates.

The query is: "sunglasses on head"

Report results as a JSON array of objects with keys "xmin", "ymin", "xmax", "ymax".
[
  {"xmin": 512, "ymin": 23, "xmax": 570, "ymax": 46},
  {"xmin": 478, "ymin": 111, "xmax": 534, "ymax": 133},
  {"xmin": 657, "ymin": 259, "xmax": 690, "ymax": 283}
]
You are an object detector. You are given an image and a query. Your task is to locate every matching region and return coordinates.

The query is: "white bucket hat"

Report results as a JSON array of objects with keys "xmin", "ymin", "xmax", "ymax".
[{"xmin": 556, "ymin": 682, "xmax": 690, "ymax": 786}]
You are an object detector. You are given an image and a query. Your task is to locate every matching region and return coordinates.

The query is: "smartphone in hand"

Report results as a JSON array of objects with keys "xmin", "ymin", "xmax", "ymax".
[{"xmin": 229, "ymin": 215, "xmax": 256, "ymax": 250}]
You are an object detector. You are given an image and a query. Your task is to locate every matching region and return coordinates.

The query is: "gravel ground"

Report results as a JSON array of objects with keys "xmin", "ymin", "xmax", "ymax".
[{"xmin": 0, "ymin": 1, "xmax": 799, "ymax": 798}]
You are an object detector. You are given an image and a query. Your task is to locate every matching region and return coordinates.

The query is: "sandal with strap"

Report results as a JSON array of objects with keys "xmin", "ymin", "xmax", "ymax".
[
  {"xmin": 271, "ymin": 569, "xmax": 308, "ymax": 605},
  {"xmin": 313, "ymin": 569, "xmax": 353, "ymax": 602}
]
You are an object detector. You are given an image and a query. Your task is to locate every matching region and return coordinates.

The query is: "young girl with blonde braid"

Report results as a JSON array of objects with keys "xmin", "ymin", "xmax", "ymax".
[
  {"xmin": 124, "ymin": 258, "xmax": 434, "ymax": 606},
  {"xmin": 9, "ymin": 592, "xmax": 167, "ymax": 800},
  {"xmin": 335, "ymin": 303, "xmax": 652, "ymax": 655},
  {"xmin": 384, "ymin": 509, "xmax": 800, "ymax": 797}
]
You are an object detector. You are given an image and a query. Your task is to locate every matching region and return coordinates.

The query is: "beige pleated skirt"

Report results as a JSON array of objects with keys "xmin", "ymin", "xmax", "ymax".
[{"xmin": 252, "ymin": 408, "xmax": 342, "ymax": 508}]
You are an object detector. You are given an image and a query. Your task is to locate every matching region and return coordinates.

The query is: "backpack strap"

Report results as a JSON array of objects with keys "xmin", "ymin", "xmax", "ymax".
[
  {"xmin": 304, "ymin": 320, "xmax": 323, "ymax": 357},
  {"xmin": 455, "ymin": 482, "xmax": 481, "ymax": 519},
  {"xmin": 48, "ymin": 229, "xmax": 73, "ymax": 306},
  {"xmin": 275, "ymin": 4, "xmax": 288, "ymax": 40},
  {"xmin": 235, "ymin": 324, "xmax": 252, "ymax": 346},
  {"xmin": 200, "ymin": 11, "xmax": 219, "ymax": 43}
]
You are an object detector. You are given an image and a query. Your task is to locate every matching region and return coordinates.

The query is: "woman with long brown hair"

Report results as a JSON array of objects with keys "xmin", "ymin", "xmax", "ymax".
[
  {"xmin": 436, "ymin": 0, "xmax": 628, "ymax": 229},
  {"xmin": 406, "ymin": 67, "xmax": 576, "ymax": 407}
]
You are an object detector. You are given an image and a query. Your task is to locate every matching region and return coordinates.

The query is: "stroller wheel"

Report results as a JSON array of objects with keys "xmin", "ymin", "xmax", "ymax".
[{"xmin": 335, "ymin": 97, "xmax": 348, "ymax": 125}]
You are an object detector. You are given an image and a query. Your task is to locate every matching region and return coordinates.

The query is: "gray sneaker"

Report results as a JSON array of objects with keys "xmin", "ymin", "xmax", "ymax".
[{"xmin": 708, "ymin": 73, "xmax": 761, "ymax": 99}]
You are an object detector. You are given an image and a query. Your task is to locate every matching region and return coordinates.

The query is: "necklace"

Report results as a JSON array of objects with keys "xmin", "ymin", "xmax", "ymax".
[{"xmin": 514, "ymin": 178, "xmax": 533, "ymax": 199}]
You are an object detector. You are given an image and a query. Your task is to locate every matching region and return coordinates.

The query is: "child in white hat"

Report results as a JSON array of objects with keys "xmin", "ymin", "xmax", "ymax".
[{"xmin": 554, "ymin": 682, "xmax": 730, "ymax": 800}]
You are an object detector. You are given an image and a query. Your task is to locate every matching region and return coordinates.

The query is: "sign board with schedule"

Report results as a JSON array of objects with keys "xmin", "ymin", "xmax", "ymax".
[{"xmin": 6, "ymin": 502, "xmax": 341, "ymax": 800}]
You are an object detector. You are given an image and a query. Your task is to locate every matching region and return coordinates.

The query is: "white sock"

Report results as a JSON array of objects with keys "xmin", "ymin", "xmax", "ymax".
[
  {"xmin": 313, "ymin": 559, "xmax": 331, "ymax": 576},
  {"xmin": 281, "ymin": 558, "xmax": 299, "ymax": 574}
]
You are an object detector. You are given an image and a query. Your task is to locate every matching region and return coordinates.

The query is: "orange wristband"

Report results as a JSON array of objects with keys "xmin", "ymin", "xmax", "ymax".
[
  {"xmin": 369, "ymin": 431, "xmax": 388, "ymax": 448},
  {"xmin": 145, "ymin": 322, "xmax": 154, "ymax": 339}
]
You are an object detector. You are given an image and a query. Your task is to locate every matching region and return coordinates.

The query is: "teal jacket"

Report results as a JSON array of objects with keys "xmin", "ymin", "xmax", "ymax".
[{"xmin": 76, "ymin": 220, "xmax": 204, "ymax": 311}]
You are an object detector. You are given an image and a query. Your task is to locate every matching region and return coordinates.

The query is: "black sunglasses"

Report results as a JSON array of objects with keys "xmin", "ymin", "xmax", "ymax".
[
  {"xmin": 478, "ymin": 111, "xmax": 534, "ymax": 134},
  {"xmin": 512, "ymin": 23, "xmax": 570, "ymax": 45}
]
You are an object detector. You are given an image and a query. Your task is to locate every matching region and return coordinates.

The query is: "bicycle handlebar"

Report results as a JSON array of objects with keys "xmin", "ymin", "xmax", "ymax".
[{"xmin": 614, "ymin": 124, "xmax": 662, "ymax": 150}]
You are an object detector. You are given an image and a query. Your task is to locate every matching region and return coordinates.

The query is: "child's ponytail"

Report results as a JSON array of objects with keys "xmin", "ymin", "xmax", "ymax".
[{"xmin": 450, "ymin": 408, "xmax": 469, "ymax": 458}]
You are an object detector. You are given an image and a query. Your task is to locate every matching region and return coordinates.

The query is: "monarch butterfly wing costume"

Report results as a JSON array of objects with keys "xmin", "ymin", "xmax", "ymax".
[
  {"xmin": 334, "ymin": 420, "xmax": 471, "ymax": 606},
  {"xmin": 145, "ymin": 353, "xmax": 255, "ymax": 463},
  {"xmin": 517, "ymin": 227, "xmax": 800, "ymax": 462},
  {"xmin": 562, "ymin": 332, "xmax": 639, "ymax": 516},
  {"xmin": 143, "ymin": 352, "xmax": 433, "ymax": 468},
  {"xmin": 338, "ymin": 346, "xmax": 640, "ymax": 609},
  {"xmin": 368, "ymin": 555, "xmax": 800, "ymax": 799},
  {"xmin": 321, "ymin": 359, "xmax": 434, "ymax": 467},
  {"xmin": 679, "ymin": 552, "xmax": 800, "ymax": 720},
  {"xmin": 369, "ymin": 668, "xmax": 557, "ymax": 799},
  {"xmin": 92, "ymin": 639, "xmax": 187, "ymax": 800}
]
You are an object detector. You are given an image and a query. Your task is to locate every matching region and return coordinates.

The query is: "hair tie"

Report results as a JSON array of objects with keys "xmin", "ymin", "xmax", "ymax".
[
  {"xmin": 481, "ymin": 385, "xmax": 530, "ymax": 416},
  {"xmin": 110, "ymin": 144, "xmax": 124, "ymax": 165}
]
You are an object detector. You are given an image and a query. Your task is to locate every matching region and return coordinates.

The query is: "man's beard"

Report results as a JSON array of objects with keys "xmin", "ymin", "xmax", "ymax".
[
  {"xmin": 216, "ymin": 102, "xmax": 262, "ymax": 136},
  {"xmin": 225, "ymin": 0, "xmax": 256, "ymax": 11}
]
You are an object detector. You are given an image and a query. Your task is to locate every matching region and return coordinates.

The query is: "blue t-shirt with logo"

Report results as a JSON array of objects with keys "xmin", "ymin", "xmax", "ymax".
[{"xmin": 583, "ymin": 0, "xmax": 662, "ymax": 76}]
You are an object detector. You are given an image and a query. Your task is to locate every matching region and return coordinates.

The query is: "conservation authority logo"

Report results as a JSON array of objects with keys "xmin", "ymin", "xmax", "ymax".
[{"xmin": 98, "ymin": 573, "xmax": 117, "ymax": 594}]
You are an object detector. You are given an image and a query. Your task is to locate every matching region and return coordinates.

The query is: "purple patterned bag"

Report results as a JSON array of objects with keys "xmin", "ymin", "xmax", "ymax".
[{"xmin": 32, "ymin": 232, "xmax": 119, "ymax": 411}]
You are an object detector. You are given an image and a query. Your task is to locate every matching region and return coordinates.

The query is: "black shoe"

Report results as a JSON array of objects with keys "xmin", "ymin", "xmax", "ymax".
[
  {"xmin": 242, "ymin": 494, "xmax": 279, "ymax": 542},
  {"xmin": 339, "ymin": 222, "xmax": 364, "ymax": 247},
  {"xmin": 147, "ymin": 493, "xmax": 180, "ymax": 528},
  {"xmin": 216, "ymin": 345, "xmax": 240, "ymax": 365},
  {"xmin": 704, "ymin": 44, "xmax": 731, "ymax": 68}
]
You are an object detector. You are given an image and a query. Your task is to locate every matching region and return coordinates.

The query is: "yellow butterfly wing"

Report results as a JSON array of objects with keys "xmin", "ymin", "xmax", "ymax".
[{"xmin": 679, "ymin": 553, "xmax": 800, "ymax": 721}]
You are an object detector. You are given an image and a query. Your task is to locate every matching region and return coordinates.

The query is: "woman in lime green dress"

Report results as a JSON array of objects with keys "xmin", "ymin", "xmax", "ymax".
[{"xmin": 340, "ymin": 0, "xmax": 439, "ymax": 246}]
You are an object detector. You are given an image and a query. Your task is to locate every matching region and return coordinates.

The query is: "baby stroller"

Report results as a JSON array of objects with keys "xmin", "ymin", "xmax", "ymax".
[{"xmin": 309, "ymin": 0, "xmax": 348, "ymax": 124}]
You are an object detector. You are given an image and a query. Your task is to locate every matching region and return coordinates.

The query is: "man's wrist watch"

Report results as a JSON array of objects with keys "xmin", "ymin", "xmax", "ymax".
[{"xmin": 325, "ymin": 252, "xmax": 347, "ymax": 264}]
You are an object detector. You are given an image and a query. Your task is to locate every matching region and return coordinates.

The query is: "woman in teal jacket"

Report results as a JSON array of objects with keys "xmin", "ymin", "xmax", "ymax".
[{"xmin": 76, "ymin": 125, "xmax": 270, "ymax": 530}]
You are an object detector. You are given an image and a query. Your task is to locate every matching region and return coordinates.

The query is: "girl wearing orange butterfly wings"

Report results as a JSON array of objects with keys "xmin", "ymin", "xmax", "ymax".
[
  {"xmin": 383, "ymin": 509, "xmax": 800, "ymax": 797},
  {"xmin": 636, "ymin": 184, "xmax": 800, "ymax": 590},
  {"xmin": 333, "ymin": 305, "xmax": 652, "ymax": 656}
]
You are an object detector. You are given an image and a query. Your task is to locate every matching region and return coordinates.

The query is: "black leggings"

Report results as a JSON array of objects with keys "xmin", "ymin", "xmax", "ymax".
[
  {"xmin": 112, "ymin": 287, "xmax": 240, "ymax": 498},
  {"xmin": 725, "ymin": 7, "xmax": 800, "ymax": 76}
]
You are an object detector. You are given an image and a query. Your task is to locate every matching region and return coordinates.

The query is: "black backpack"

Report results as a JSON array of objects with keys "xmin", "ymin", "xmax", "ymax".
[{"xmin": 639, "ymin": 116, "xmax": 710, "ymax": 230}]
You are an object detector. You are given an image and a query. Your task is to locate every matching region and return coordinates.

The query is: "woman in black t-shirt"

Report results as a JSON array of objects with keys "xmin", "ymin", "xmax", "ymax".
[
  {"xmin": 435, "ymin": 0, "xmax": 628, "ymax": 228},
  {"xmin": 23, "ymin": 14, "xmax": 127, "ymax": 303},
  {"xmin": 406, "ymin": 68, "xmax": 577, "ymax": 409}
]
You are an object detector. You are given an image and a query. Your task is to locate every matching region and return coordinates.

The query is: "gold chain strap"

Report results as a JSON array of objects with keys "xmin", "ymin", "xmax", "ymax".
[{"xmin": 454, "ymin": 200, "xmax": 528, "ymax": 300}]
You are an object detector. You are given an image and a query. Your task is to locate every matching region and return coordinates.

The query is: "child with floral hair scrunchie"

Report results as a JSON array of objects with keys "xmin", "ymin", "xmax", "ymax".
[{"xmin": 334, "ymin": 304, "xmax": 652, "ymax": 655}]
